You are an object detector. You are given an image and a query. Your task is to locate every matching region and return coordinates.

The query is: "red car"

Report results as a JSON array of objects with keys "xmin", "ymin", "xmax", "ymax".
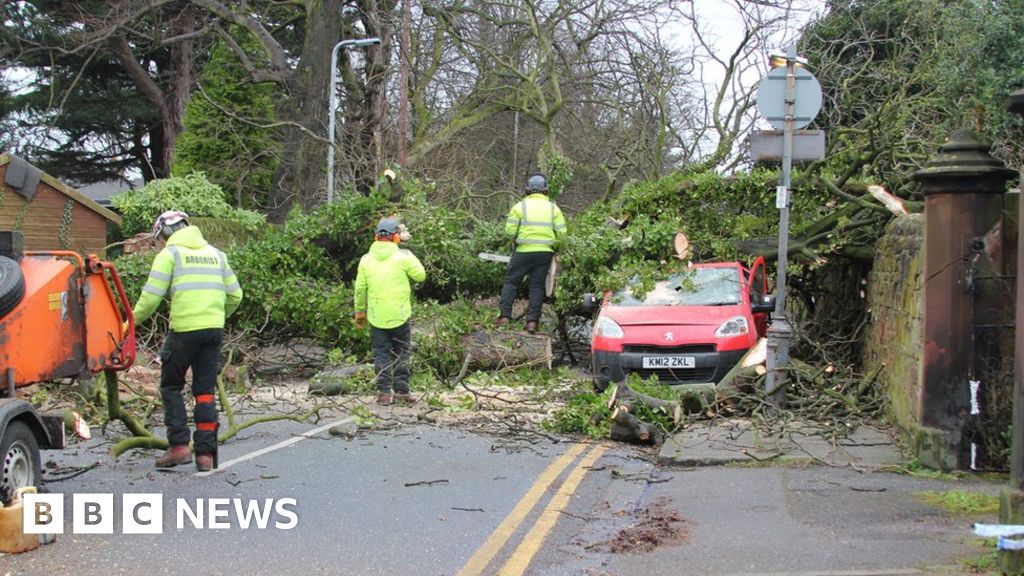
[{"xmin": 583, "ymin": 259, "xmax": 773, "ymax": 391}]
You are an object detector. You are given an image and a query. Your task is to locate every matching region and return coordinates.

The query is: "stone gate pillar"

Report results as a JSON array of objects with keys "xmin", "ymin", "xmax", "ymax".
[
  {"xmin": 1002, "ymin": 89, "xmax": 1024, "ymax": 575},
  {"xmin": 912, "ymin": 129, "xmax": 1015, "ymax": 470}
]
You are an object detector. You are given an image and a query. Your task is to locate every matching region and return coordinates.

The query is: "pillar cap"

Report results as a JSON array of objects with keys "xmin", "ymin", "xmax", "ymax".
[
  {"xmin": 1008, "ymin": 89, "xmax": 1024, "ymax": 115},
  {"xmin": 913, "ymin": 129, "xmax": 1016, "ymax": 195}
]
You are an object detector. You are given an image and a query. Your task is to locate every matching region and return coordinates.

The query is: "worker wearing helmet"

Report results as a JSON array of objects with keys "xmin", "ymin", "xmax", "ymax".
[
  {"xmin": 497, "ymin": 173, "xmax": 567, "ymax": 333},
  {"xmin": 131, "ymin": 210, "xmax": 243, "ymax": 471},
  {"xmin": 354, "ymin": 218, "xmax": 426, "ymax": 405}
]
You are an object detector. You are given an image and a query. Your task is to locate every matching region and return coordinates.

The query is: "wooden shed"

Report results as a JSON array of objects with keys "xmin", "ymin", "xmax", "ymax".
[{"xmin": 0, "ymin": 153, "xmax": 122, "ymax": 256}]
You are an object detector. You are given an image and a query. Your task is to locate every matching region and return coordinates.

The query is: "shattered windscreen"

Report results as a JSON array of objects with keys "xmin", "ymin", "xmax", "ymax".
[{"xmin": 613, "ymin": 268, "xmax": 742, "ymax": 307}]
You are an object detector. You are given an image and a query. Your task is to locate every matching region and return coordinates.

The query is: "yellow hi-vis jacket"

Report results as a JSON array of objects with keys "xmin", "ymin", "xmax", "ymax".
[
  {"xmin": 505, "ymin": 193, "xmax": 567, "ymax": 253},
  {"xmin": 354, "ymin": 241, "xmax": 426, "ymax": 329},
  {"xmin": 132, "ymin": 226, "xmax": 243, "ymax": 332}
]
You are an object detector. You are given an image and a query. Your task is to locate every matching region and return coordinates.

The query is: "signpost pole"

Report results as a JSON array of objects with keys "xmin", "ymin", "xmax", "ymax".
[{"xmin": 764, "ymin": 44, "xmax": 799, "ymax": 408}]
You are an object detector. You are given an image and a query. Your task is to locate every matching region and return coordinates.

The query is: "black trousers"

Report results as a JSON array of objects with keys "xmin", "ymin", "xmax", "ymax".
[
  {"xmin": 499, "ymin": 251, "xmax": 553, "ymax": 322},
  {"xmin": 159, "ymin": 328, "xmax": 223, "ymax": 454},
  {"xmin": 371, "ymin": 321, "xmax": 412, "ymax": 394}
]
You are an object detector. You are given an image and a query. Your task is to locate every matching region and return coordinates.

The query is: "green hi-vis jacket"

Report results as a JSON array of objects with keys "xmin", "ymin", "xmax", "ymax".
[
  {"xmin": 132, "ymin": 226, "xmax": 243, "ymax": 332},
  {"xmin": 505, "ymin": 193, "xmax": 567, "ymax": 253},
  {"xmin": 354, "ymin": 241, "xmax": 426, "ymax": 329}
]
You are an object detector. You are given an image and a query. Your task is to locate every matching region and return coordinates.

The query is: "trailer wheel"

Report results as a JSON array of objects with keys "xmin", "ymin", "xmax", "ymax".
[
  {"xmin": 0, "ymin": 256, "xmax": 25, "ymax": 318},
  {"xmin": 0, "ymin": 422, "xmax": 41, "ymax": 504}
]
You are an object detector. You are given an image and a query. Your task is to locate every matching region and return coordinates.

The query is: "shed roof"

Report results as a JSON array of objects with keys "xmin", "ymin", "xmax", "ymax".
[{"xmin": 0, "ymin": 153, "xmax": 123, "ymax": 225}]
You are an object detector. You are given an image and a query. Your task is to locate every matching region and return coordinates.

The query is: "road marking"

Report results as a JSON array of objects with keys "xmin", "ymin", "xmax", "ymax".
[
  {"xmin": 497, "ymin": 445, "xmax": 607, "ymax": 576},
  {"xmin": 723, "ymin": 571, "xmax": 925, "ymax": 576},
  {"xmin": 456, "ymin": 443, "xmax": 588, "ymax": 576},
  {"xmin": 194, "ymin": 416, "xmax": 356, "ymax": 477}
]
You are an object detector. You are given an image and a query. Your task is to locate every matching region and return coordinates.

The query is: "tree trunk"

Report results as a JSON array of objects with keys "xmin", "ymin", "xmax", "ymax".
[
  {"xmin": 715, "ymin": 338, "xmax": 767, "ymax": 396},
  {"xmin": 461, "ymin": 329, "xmax": 552, "ymax": 370},
  {"xmin": 109, "ymin": 4, "xmax": 196, "ymax": 181},
  {"xmin": 162, "ymin": 5, "xmax": 196, "ymax": 177},
  {"xmin": 266, "ymin": 0, "xmax": 345, "ymax": 221}
]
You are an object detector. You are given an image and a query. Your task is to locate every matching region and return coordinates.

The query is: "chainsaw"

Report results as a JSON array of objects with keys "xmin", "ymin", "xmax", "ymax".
[{"xmin": 477, "ymin": 252, "xmax": 559, "ymax": 297}]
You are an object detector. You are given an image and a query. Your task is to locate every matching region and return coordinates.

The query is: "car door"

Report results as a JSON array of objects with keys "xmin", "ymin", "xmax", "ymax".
[{"xmin": 747, "ymin": 256, "xmax": 769, "ymax": 336}]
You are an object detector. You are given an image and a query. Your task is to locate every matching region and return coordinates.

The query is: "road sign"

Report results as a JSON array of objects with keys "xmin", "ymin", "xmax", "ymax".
[
  {"xmin": 750, "ymin": 130, "xmax": 826, "ymax": 161},
  {"xmin": 756, "ymin": 67, "xmax": 822, "ymax": 130}
]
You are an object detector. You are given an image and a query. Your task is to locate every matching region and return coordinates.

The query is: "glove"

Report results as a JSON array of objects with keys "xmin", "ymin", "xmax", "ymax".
[
  {"xmin": 354, "ymin": 312, "xmax": 367, "ymax": 329},
  {"xmin": 399, "ymin": 223, "xmax": 411, "ymax": 242},
  {"xmin": 122, "ymin": 321, "xmax": 130, "ymax": 335}
]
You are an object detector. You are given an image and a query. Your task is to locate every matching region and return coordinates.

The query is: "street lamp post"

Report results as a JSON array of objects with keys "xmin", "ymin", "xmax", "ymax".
[
  {"xmin": 753, "ymin": 44, "xmax": 823, "ymax": 409},
  {"xmin": 327, "ymin": 37, "xmax": 381, "ymax": 204},
  {"xmin": 765, "ymin": 45, "xmax": 798, "ymax": 408}
]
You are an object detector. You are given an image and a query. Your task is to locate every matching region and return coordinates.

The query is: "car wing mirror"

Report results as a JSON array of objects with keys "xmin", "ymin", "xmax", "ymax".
[
  {"xmin": 752, "ymin": 294, "xmax": 776, "ymax": 314},
  {"xmin": 581, "ymin": 293, "xmax": 598, "ymax": 315}
]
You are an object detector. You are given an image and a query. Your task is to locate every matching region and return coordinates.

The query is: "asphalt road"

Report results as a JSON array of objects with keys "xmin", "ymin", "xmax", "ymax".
[{"xmin": 0, "ymin": 413, "xmax": 1000, "ymax": 576}]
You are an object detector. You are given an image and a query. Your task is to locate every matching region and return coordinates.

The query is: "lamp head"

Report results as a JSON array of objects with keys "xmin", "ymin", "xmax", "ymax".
[
  {"xmin": 350, "ymin": 38, "xmax": 381, "ymax": 47},
  {"xmin": 768, "ymin": 54, "xmax": 808, "ymax": 69}
]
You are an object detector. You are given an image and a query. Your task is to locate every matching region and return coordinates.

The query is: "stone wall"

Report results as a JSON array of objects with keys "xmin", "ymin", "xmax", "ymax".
[
  {"xmin": 863, "ymin": 205, "xmax": 1017, "ymax": 467},
  {"xmin": 862, "ymin": 214, "xmax": 925, "ymax": 434}
]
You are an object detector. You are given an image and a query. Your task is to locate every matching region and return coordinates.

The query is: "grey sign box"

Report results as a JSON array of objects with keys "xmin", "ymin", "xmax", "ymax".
[{"xmin": 750, "ymin": 130, "xmax": 826, "ymax": 161}]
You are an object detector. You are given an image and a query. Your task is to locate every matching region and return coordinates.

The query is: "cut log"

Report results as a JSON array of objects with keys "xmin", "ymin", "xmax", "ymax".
[
  {"xmin": 608, "ymin": 383, "xmax": 682, "ymax": 426},
  {"xmin": 673, "ymin": 232, "xmax": 691, "ymax": 260},
  {"xmin": 545, "ymin": 255, "xmax": 559, "ymax": 298},
  {"xmin": 609, "ymin": 405, "xmax": 661, "ymax": 445},
  {"xmin": 462, "ymin": 329, "xmax": 552, "ymax": 370}
]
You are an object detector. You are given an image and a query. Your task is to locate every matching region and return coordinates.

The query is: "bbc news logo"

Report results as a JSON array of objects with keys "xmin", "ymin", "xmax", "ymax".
[{"xmin": 23, "ymin": 494, "xmax": 298, "ymax": 534}]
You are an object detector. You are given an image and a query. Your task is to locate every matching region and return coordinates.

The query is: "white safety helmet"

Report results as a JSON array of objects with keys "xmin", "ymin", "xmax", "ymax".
[
  {"xmin": 525, "ymin": 173, "xmax": 548, "ymax": 192},
  {"xmin": 152, "ymin": 210, "xmax": 190, "ymax": 239}
]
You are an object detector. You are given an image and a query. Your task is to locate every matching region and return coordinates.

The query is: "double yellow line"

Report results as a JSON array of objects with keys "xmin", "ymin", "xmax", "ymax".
[{"xmin": 457, "ymin": 443, "xmax": 607, "ymax": 576}]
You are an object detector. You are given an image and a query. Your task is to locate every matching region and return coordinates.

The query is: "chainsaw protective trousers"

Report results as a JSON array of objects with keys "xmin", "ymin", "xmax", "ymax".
[{"xmin": 160, "ymin": 328, "xmax": 223, "ymax": 454}]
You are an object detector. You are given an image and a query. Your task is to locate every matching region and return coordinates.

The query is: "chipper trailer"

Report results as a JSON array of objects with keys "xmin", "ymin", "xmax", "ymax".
[{"xmin": 0, "ymin": 231, "xmax": 135, "ymax": 502}]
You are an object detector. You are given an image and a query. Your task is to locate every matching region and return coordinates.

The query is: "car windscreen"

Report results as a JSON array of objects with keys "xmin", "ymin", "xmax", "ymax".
[{"xmin": 612, "ymin": 268, "xmax": 742, "ymax": 307}]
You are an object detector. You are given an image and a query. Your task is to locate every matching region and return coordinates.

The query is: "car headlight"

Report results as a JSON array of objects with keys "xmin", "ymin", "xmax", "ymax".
[
  {"xmin": 594, "ymin": 316, "xmax": 624, "ymax": 338},
  {"xmin": 715, "ymin": 316, "xmax": 749, "ymax": 337}
]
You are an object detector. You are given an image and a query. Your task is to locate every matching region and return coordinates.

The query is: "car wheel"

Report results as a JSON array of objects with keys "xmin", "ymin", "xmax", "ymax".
[
  {"xmin": 0, "ymin": 256, "xmax": 25, "ymax": 318},
  {"xmin": 1, "ymin": 421, "xmax": 41, "ymax": 504}
]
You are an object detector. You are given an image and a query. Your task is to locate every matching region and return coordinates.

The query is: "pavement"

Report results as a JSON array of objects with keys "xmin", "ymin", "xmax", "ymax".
[{"xmin": 659, "ymin": 418, "xmax": 906, "ymax": 469}]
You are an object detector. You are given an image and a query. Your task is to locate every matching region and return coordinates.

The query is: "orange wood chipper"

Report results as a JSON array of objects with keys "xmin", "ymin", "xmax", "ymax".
[{"xmin": 0, "ymin": 231, "xmax": 135, "ymax": 501}]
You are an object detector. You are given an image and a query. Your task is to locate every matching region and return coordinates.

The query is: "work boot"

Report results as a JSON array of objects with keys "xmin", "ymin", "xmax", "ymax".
[
  {"xmin": 376, "ymin": 393, "xmax": 392, "ymax": 406},
  {"xmin": 392, "ymin": 392, "xmax": 415, "ymax": 406},
  {"xmin": 525, "ymin": 320, "xmax": 538, "ymax": 333},
  {"xmin": 155, "ymin": 445, "xmax": 192, "ymax": 468},
  {"xmin": 496, "ymin": 316, "xmax": 510, "ymax": 327},
  {"xmin": 195, "ymin": 453, "xmax": 214, "ymax": 472}
]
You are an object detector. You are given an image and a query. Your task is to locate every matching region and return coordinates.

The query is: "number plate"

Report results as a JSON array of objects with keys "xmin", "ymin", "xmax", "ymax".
[{"xmin": 642, "ymin": 356, "xmax": 696, "ymax": 369}]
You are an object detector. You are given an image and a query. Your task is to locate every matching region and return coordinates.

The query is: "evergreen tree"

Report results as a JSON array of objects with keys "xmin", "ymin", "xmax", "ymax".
[{"xmin": 173, "ymin": 32, "xmax": 281, "ymax": 210}]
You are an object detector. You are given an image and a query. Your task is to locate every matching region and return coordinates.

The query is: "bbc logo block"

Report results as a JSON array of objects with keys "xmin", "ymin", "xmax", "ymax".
[{"xmin": 23, "ymin": 493, "xmax": 297, "ymax": 534}]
